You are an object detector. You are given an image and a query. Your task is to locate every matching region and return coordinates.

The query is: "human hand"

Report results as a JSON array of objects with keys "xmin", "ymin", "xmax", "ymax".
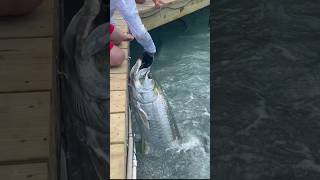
[{"xmin": 152, "ymin": 0, "xmax": 165, "ymax": 8}]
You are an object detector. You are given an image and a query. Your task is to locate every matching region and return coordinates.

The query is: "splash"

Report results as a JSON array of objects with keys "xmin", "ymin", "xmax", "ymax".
[{"xmin": 166, "ymin": 135, "xmax": 207, "ymax": 154}]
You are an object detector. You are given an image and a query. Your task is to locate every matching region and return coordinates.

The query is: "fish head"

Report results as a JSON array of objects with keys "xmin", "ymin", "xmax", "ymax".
[
  {"xmin": 138, "ymin": 67, "xmax": 154, "ymax": 90},
  {"xmin": 129, "ymin": 59, "xmax": 157, "ymax": 103},
  {"xmin": 129, "ymin": 59, "xmax": 144, "ymax": 93},
  {"xmin": 129, "ymin": 59, "xmax": 142, "ymax": 82}
]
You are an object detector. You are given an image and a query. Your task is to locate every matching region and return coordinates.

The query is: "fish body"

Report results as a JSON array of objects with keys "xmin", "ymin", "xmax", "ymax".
[{"xmin": 129, "ymin": 59, "xmax": 181, "ymax": 152}]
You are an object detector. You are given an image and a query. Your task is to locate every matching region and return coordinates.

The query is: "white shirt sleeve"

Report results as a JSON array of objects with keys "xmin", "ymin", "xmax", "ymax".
[{"xmin": 110, "ymin": 0, "xmax": 156, "ymax": 54}]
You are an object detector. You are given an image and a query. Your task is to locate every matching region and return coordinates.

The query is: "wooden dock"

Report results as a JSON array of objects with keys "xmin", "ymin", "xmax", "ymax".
[
  {"xmin": 110, "ymin": 10, "xmax": 129, "ymax": 179},
  {"xmin": 109, "ymin": 0, "xmax": 209, "ymax": 179},
  {"xmin": 0, "ymin": 0, "xmax": 54, "ymax": 179},
  {"xmin": 138, "ymin": 0, "xmax": 210, "ymax": 30}
]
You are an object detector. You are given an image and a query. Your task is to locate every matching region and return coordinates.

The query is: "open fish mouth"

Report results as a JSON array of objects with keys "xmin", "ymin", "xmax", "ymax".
[
  {"xmin": 130, "ymin": 59, "xmax": 151, "ymax": 83},
  {"xmin": 129, "ymin": 59, "xmax": 156, "ymax": 100}
]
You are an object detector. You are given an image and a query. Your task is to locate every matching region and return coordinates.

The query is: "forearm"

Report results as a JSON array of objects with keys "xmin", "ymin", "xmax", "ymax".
[
  {"xmin": 112, "ymin": 0, "xmax": 156, "ymax": 53},
  {"xmin": 135, "ymin": 31, "xmax": 156, "ymax": 54}
]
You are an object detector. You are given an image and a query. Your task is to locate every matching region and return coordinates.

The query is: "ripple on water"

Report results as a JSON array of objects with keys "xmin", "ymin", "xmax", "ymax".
[{"xmin": 132, "ymin": 8, "xmax": 210, "ymax": 179}]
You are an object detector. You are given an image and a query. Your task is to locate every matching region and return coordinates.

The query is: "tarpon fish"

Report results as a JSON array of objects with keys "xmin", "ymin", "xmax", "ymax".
[{"xmin": 129, "ymin": 59, "xmax": 181, "ymax": 152}]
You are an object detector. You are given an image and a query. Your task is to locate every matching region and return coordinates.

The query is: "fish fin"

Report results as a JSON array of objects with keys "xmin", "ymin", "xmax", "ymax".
[
  {"xmin": 144, "ymin": 142, "xmax": 151, "ymax": 155},
  {"xmin": 166, "ymin": 98, "xmax": 182, "ymax": 140},
  {"xmin": 141, "ymin": 137, "xmax": 145, "ymax": 154},
  {"xmin": 141, "ymin": 138, "xmax": 151, "ymax": 155},
  {"xmin": 137, "ymin": 103, "xmax": 150, "ymax": 129},
  {"xmin": 128, "ymin": 83, "xmax": 134, "ymax": 90}
]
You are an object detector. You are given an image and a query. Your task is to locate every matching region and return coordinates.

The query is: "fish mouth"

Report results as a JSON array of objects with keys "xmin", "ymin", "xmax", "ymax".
[
  {"xmin": 129, "ymin": 59, "xmax": 142, "ymax": 81},
  {"xmin": 138, "ymin": 68, "xmax": 151, "ymax": 80},
  {"xmin": 130, "ymin": 59, "xmax": 151, "ymax": 79},
  {"xmin": 130, "ymin": 59, "xmax": 154, "ymax": 90},
  {"xmin": 129, "ymin": 59, "xmax": 157, "ymax": 104}
]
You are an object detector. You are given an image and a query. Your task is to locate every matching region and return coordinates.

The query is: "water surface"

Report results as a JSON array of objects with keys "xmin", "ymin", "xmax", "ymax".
[
  {"xmin": 130, "ymin": 8, "xmax": 210, "ymax": 179},
  {"xmin": 212, "ymin": 1, "xmax": 320, "ymax": 179}
]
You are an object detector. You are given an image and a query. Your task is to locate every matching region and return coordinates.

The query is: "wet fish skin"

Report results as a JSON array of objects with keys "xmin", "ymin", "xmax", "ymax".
[{"xmin": 129, "ymin": 59, "xmax": 181, "ymax": 151}]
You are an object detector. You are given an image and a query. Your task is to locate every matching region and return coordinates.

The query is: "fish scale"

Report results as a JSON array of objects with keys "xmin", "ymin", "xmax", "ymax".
[
  {"xmin": 129, "ymin": 59, "xmax": 181, "ymax": 152},
  {"xmin": 142, "ymin": 96, "xmax": 175, "ymax": 148}
]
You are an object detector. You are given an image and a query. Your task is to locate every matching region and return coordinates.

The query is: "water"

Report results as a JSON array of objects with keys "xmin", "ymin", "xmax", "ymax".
[
  {"xmin": 130, "ymin": 8, "xmax": 210, "ymax": 179},
  {"xmin": 212, "ymin": 1, "xmax": 320, "ymax": 179}
]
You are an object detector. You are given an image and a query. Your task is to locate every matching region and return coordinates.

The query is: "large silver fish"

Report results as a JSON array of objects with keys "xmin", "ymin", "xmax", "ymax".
[{"xmin": 129, "ymin": 59, "xmax": 181, "ymax": 152}]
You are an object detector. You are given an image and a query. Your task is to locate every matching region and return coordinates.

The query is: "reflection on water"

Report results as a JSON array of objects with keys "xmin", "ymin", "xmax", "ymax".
[
  {"xmin": 213, "ymin": 1, "xmax": 320, "ymax": 179},
  {"xmin": 130, "ymin": 8, "xmax": 210, "ymax": 179}
]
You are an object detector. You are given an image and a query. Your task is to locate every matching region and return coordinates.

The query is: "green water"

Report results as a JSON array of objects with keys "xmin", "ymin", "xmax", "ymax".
[{"xmin": 130, "ymin": 8, "xmax": 210, "ymax": 179}]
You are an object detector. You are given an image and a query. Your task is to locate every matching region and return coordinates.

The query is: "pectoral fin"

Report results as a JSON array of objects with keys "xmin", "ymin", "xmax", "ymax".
[{"xmin": 137, "ymin": 103, "xmax": 150, "ymax": 129}]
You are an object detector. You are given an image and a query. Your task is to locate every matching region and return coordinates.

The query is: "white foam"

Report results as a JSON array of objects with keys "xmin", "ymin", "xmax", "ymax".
[{"xmin": 166, "ymin": 135, "xmax": 204, "ymax": 154}]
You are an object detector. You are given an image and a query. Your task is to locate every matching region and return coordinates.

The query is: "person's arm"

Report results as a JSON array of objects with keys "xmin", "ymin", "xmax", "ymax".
[{"xmin": 113, "ymin": 0, "xmax": 156, "ymax": 54}]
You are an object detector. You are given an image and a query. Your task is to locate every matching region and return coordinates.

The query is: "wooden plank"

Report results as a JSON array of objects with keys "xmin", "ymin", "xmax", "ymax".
[
  {"xmin": 0, "ymin": 163, "xmax": 48, "ymax": 180},
  {"xmin": 0, "ymin": 38, "xmax": 52, "ymax": 92},
  {"xmin": 0, "ymin": 92, "xmax": 49, "ymax": 162},
  {"xmin": 110, "ymin": 144, "xmax": 125, "ymax": 179},
  {"xmin": 137, "ymin": 0, "xmax": 175, "ymax": 12},
  {"xmin": 118, "ymin": 41, "xmax": 129, "ymax": 49},
  {"xmin": 114, "ymin": 19, "xmax": 127, "ymax": 27},
  {"xmin": 112, "ymin": 12, "xmax": 123, "ymax": 20},
  {"xmin": 49, "ymin": 0, "xmax": 60, "ymax": 178},
  {"xmin": 117, "ymin": 25, "xmax": 129, "ymax": 33},
  {"xmin": 122, "ymin": 48, "xmax": 129, "ymax": 58},
  {"xmin": 110, "ymin": 74, "xmax": 127, "ymax": 91},
  {"xmin": 0, "ymin": 0, "xmax": 53, "ymax": 38},
  {"xmin": 110, "ymin": 91, "xmax": 126, "ymax": 113},
  {"xmin": 138, "ymin": 0, "xmax": 192, "ymax": 13},
  {"xmin": 110, "ymin": 113, "xmax": 126, "ymax": 143},
  {"xmin": 140, "ymin": 0, "xmax": 210, "ymax": 30},
  {"xmin": 110, "ymin": 15, "xmax": 128, "ymax": 180}
]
